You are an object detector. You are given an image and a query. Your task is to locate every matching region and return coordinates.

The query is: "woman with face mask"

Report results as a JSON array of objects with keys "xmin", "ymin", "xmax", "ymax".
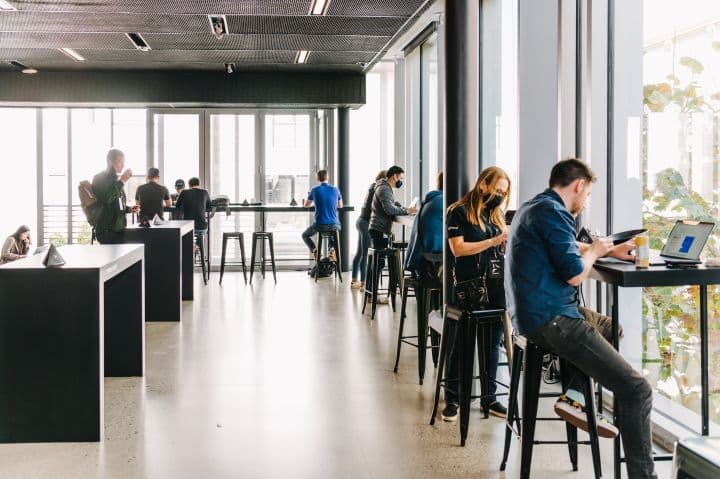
[
  {"xmin": 440, "ymin": 166, "xmax": 512, "ymax": 422},
  {"xmin": 1, "ymin": 225, "xmax": 31, "ymax": 264}
]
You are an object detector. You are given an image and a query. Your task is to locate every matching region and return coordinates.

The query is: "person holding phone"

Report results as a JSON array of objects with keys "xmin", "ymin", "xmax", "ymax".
[
  {"xmin": 92, "ymin": 148, "xmax": 137, "ymax": 244},
  {"xmin": 1, "ymin": 225, "xmax": 31, "ymax": 263}
]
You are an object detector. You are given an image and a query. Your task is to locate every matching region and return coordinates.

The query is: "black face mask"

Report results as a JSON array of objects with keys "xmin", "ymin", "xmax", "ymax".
[
  {"xmin": 482, "ymin": 193, "xmax": 504, "ymax": 210},
  {"xmin": 395, "ymin": 180, "xmax": 403, "ymax": 189}
]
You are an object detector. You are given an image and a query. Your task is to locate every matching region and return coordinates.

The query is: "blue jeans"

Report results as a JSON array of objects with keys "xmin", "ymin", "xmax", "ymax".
[
  {"xmin": 301, "ymin": 223, "xmax": 340, "ymax": 253},
  {"xmin": 351, "ymin": 217, "xmax": 371, "ymax": 281}
]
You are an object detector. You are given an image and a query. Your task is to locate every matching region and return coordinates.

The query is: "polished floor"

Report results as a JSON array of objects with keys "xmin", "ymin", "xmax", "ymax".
[{"xmin": 0, "ymin": 272, "xmax": 671, "ymax": 478}]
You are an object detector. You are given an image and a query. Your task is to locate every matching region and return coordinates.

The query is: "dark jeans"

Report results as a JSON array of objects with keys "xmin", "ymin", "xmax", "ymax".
[
  {"xmin": 528, "ymin": 316, "xmax": 655, "ymax": 479},
  {"xmin": 444, "ymin": 318, "xmax": 504, "ymax": 406},
  {"xmin": 351, "ymin": 217, "xmax": 371, "ymax": 282},
  {"xmin": 95, "ymin": 230, "xmax": 124, "ymax": 244},
  {"xmin": 301, "ymin": 223, "xmax": 340, "ymax": 253},
  {"xmin": 366, "ymin": 229, "xmax": 389, "ymax": 291}
]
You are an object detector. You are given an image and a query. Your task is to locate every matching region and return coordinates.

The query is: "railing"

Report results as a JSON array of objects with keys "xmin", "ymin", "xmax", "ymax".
[{"xmin": 42, "ymin": 205, "xmax": 93, "ymax": 245}]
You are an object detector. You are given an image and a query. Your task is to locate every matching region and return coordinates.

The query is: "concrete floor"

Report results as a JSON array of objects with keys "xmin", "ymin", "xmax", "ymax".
[{"xmin": 0, "ymin": 272, "xmax": 672, "ymax": 478}]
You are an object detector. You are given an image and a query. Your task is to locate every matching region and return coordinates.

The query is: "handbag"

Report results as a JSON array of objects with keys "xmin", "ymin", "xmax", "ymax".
[{"xmin": 453, "ymin": 253, "xmax": 490, "ymax": 310}]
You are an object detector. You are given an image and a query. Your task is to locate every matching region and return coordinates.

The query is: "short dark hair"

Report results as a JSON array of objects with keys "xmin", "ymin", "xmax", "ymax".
[
  {"xmin": 386, "ymin": 166, "xmax": 404, "ymax": 178},
  {"xmin": 174, "ymin": 179, "xmax": 185, "ymax": 189},
  {"xmin": 436, "ymin": 172, "xmax": 443, "ymax": 191},
  {"xmin": 106, "ymin": 148, "xmax": 124, "ymax": 164},
  {"xmin": 317, "ymin": 169, "xmax": 328, "ymax": 182},
  {"xmin": 147, "ymin": 167, "xmax": 160, "ymax": 179},
  {"xmin": 188, "ymin": 177, "xmax": 200, "ymax": 187},
  {"xmin": 549, "ymin": 158, "xmax": 597, "ymax": 188}
]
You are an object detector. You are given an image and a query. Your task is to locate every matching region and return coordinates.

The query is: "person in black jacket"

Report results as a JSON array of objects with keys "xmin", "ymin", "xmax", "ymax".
[
  {"xmin": 175, "ymin": 177, "xmax": 211, "ymax": 234},
  {"xmin": 92, "ymin": 148, "xmax": 137, "ymax": 244},
  {"xmin": 442, "ymin": 166, "xmax": 511, "ymax": 422},
  {"xmin": 350, "ymin": 169, "xmax": 386, "ymax": 290}
]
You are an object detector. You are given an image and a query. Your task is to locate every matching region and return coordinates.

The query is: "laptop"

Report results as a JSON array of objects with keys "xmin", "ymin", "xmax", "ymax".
[{"xmin": 650, "ymin": 220, "xmax": 715, "ymax": 266}]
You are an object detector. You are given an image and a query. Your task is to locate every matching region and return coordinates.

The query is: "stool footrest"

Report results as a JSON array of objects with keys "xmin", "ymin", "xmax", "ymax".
[{"xmin": 534, "ymin": 441, "xmax": 593, "ymax": 446}]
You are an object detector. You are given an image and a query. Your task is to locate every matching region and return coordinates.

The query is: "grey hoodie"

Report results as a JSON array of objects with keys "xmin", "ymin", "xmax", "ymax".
[{"xmin": 369, "ymin": 179, "xmax": 408, "ymax": 234}]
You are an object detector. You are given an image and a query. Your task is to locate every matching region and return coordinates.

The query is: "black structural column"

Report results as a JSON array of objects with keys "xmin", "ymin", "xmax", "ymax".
[
  {"xmin": 337, "ymin": 107, "xmax": 351, "ymax": 272},
  {"xmin": 444, "ymin": 0, "xmax": 480, "ymax": 289}
]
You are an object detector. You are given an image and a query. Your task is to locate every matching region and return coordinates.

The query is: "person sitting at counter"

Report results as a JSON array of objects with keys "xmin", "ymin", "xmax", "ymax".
[
  {"xmin": 175, "ymin": 177, "xmax": 211, "ymax": 237},
  {"xmin": 302, "ymin": 169, "xmax": 343, "ymax": 262},
  {"xmin": 506, "ymin": 159, "xmax": 654, "ymax": 478},
  {"xmin": 1, "ymin": 225, "xmax": 31, "ymax": 264},
  {"xmin": 405, "ymin": 171, "xmax": 444, "ymax": 279},
  {"xmin": 135, "ymin": 167, "xmax": 171, "ymax": 221}
]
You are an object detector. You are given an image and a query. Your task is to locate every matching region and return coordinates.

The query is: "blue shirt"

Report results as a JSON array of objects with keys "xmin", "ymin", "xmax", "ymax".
[
  {"xmin": 405, "ymin": 190, "xmax": 444, "ymax": 274},
  {"xmin": 308, "ymin": 183, "xmax": 342, "ymax": 225},
  {"xmin": 505, "ymin": 189, "xmax": 584, "ymax": 335}
]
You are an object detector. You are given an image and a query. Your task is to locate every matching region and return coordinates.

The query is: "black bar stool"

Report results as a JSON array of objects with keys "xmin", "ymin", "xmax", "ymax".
[
  {"xmin": 500, "ymin": 335, "xmax": 602, "ymax": 479},
  {"xmin": 428, "ymin": 306, "xmax": 511, "ymax": 447},
  {"xmin": 315, "ymin": 230, "xmax": 342, "ymax": 283},
  {"xmin": 219, "ymin": 232, "xmax": 247, "ymax": 285},
  {"xmin": 194, "ymin": 232, "xmax": 208, "ymax": 285},
  {"xmin": 249, "ymin": 232, "xmax": 277, "ymax": 284},
  {"xmin": 393, "ymin": 277, "xmax": 441, "ymax": 384},
  {"xmin": 361, "ymin": 247, "xmax": 400, "ymax": 319}
]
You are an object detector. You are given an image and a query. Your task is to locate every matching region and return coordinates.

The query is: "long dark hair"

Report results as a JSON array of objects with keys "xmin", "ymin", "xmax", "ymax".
[{"xmin": 12, "ymin": 225, "xmax": 30, "ymax": 242}]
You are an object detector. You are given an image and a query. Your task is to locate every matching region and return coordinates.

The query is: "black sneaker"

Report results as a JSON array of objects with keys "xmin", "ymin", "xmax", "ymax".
[
  {"xmin": 481, "ymin": 401, "xmax": 507, "ymax": 418},
  {"xmin": 441, "ymin": 403, "xmax": 459, "ymax": 422}
]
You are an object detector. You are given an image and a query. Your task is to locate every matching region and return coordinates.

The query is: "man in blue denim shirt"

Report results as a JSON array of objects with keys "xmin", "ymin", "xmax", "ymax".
[{"xmin": 506, "ymin": 159, "xmax": 656, "ymax": 479}]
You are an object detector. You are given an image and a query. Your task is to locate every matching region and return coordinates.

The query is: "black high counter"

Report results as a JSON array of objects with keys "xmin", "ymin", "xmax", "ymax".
[
  {"xmin": 121, "ymin": 220, "xmax": 194, "ymax": 322},
  {"xmin": 590, "ymin": 261, "xmax": 720, "ymax": 478},
  {"xmin": 0, "ymin": 244, "xmax": 145, "ymax": 442}
]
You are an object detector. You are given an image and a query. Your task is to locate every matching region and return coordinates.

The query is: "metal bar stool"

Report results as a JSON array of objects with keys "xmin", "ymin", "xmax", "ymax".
[
  {"xmin": 219, "ymin": 232, "xmax": 247, "ymax": 285},
  {"xmin": 499, "ymin": 334, "xmax": 602, "ymax": 479},
  {"xmin": 361, "ymin": 247, "xmax": 400, "ymax": 319},
  {"xmin": 194, "ymin": 232, "xmax": 208, "ymax": 285},
  {"xmin": 428, "ymin": 306, "xmax": 512, "ymax": 447},
  {"xmin": 315, "ymin": 230, "xmax": 342, "ymax": 282},
  {"xmin": 393, "ymin": 277, "xmax": 442, "ymax": 384},
  {"xmin": 249, "ymin": 231, "xmax": 277, "ymax": 284}
]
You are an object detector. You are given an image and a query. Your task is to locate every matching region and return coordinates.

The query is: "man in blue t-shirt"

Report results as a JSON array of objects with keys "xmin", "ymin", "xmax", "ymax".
[
  {"xmin": 302, "ymin": 170, "xmax": 343, "ymax": 259},
  {"xmin": 506, "ymin": 159, "xmax": 655, "ymax": 479}
]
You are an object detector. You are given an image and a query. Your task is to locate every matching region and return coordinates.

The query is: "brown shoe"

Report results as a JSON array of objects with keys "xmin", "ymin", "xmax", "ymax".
[{"xmin": 554, "ymin": 396, "xmax": 619, "ymax": 438}]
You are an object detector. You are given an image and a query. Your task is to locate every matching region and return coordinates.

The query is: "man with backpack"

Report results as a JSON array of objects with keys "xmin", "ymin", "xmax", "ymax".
[{"xmin": 91, "ymin": 148, "xmax": 135, "ymax": 244}]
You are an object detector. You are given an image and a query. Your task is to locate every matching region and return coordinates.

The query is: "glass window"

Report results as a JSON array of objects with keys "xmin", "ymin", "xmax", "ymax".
[
  {"xmin": 71, "ymin": 109, "xmax": 111, "ymax": 244},
  {"xmin": 154, "ymin": 113, "xmax": 201, "ymax": 194},
  {"xmin": 42, "ymin": 109, "xmax": 69, "ymax": 245},
  {"xmin": 642, "ymin": 0, "xmax": 720, "ymax": 427},
  {"xmin": 264, "ymin": 113, "xmax": 312, "ymax": 262},
  {"xmin": 113, "ymin": 109, "xmax": 147, "ymax": 203},
  {"xmin": 0, "ymin": 108, "xmax": 37, "ymax": 245},
  {"xmin": 209, "ymin": 114, "xmax": 255, "ymax": 262},
  {"xmin": 422, "ymin": 34, "xmax": 439, "ymax": 194}
]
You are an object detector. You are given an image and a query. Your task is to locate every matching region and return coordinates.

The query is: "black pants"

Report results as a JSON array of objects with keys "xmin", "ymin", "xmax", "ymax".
[
  {"xmin": 366, "ymin": 229, "xmax": 389, "ymax": 292},
  {"xmin": 528, "ymin": 316, "xmax": 655, "ymax": 479}
]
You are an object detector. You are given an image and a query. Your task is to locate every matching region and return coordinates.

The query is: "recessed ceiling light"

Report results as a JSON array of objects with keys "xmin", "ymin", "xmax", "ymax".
[
  {"xmin": 126, "ymin": 33, "xmax": 151, "ymax": 51},
  {"xmin": 296, "ymin": 50, "xmax": 310, "ymax": 64},
  {"xmin": 208, "ymin": 15, "xmax": 228, "ymax": 39},
  {"xmin": 310, "ymin": 0, "xmax": 330, "ymax": 15},
  {"xmin": 58, "ymin": 47, "xmax": 85, "ymax": 62},
  {"xmin": 9, "ymin": 61, "xmax": 36, "ymax": 73},
  {"xmin": 225, "ymin": 63, "xmax": 235, "ymax": 74},
  {"xmin": 0, "ymin": 0, "xmax": 17, "ymax": 11}
]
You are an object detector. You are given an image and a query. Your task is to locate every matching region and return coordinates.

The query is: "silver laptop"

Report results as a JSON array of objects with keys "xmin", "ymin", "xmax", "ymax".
[{"xmin": 650, "ymin": 220, "xmax": 714, "ymax": 266}]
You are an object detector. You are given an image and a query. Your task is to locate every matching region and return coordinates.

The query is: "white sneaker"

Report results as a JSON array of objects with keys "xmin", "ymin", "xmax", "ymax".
[
  {"xmin": 350, "ymin": 280, "xmax": 362, "ymax": 290},
  {"xmin": 376, "ymin": 296, "xmax": 389, "ymax": 304}
]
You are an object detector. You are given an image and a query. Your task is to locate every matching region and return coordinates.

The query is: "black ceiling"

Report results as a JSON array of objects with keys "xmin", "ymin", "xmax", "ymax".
[{"xmin": 0, "ymin": 0, "xmax": 428, "ymax": 73}]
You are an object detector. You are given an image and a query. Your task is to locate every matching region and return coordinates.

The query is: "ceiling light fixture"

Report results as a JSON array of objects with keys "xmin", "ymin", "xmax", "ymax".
[
  {"xmin": 58, "ymin": 47, "xmax": 85, "ymax": 62},
  {"xmin": 296, "ymin": 50, "xmax": 310, "ymax": 64},
  {"xmin": 0, "ymin": 0, "xmax": 17, "ymax": 11},
  {"xmin": 126, "ymin": 33, "xmax": 151, "ymax": 51},
  {"xmin": 10, "ymin": 61, "xmax": 37, "ymax": 74},
  {"xmin": 310, "ymin": 0, "xmax": 330, "ymax": 15},
  {"xmin": 208, "ymin": 15, "xmax": 228, "ymax": 39},
  {"xmin": 225, "ymin": 63, "xmax": 235, "ymax": 74}
]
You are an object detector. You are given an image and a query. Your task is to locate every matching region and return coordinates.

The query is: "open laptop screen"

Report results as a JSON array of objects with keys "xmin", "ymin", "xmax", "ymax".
[{"xmin": 661, "ymin": 221, "xmax": 714, "ymax": 260}]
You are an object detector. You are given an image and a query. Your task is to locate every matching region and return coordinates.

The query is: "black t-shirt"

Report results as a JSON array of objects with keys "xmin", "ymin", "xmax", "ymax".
[
  {"xmin": 175, "ymin": 188, "xmax": 211, "ymax": 230},
  {"xmin": 135, "ymin": 182, "xmax": 170, "ymax": 220},
  {"xmin": 447, "ymin": 204, "xmax": 505, "ymax": 308}
]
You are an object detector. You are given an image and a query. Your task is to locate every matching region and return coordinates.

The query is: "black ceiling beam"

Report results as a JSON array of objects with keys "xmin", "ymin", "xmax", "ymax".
[{"xmin": 0, "ymin": 70, "xmax": 365, "ymax": 107}]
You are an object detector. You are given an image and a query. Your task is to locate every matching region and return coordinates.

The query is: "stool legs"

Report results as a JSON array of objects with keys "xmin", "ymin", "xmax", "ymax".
[
  {"xmin": 268, "ymin": 234, "xmax": 277, "ymax": 284},
  {"xmin": 361, "ymin": 250, "xmax": 373, "ymax": 315},
  {"xmin": 370, "ymin": 253, "xmax": 381, "ymax": 320},
  {"xmin": 219, "ymin": 235, "xmax": 229, "ymax": 285},
  {"xmin": 416, "ymin": 285, "xmax": 428, "ymax": 385},
  {"xmin": 430, "ymin": 317, "xmax": 452, "ymax": 425},
  {"xmin": 334, "ymin": 230, "xmax": 342, "ymax": 282},
  {"xmin": 393, "ymin": 280, "xmax": 410, "ymax": 373},
  {"xmin": 314, "ymin": 233, "xmax": 323, "ymax": 283},
  {"xmin": 500, "ymin": 342, "xmax": 524, "ymax": 471},
  {"xmin": 249, "ymin": 234, "xmax": 257, "ymax": 285},
  {"xmin": 239, "ymin": 237, "xmax": 248, "ymax": 284},
  {"xmin": 196, "ymin": 235, "xmax": 207, "ymax": 285},
  {"xmin": 519, "ymin": 346, "xmax": 543, "ymax": 479},
  {"xmin": 458, "ymin": 314, "xmax": 477, "ymax": 447}
]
